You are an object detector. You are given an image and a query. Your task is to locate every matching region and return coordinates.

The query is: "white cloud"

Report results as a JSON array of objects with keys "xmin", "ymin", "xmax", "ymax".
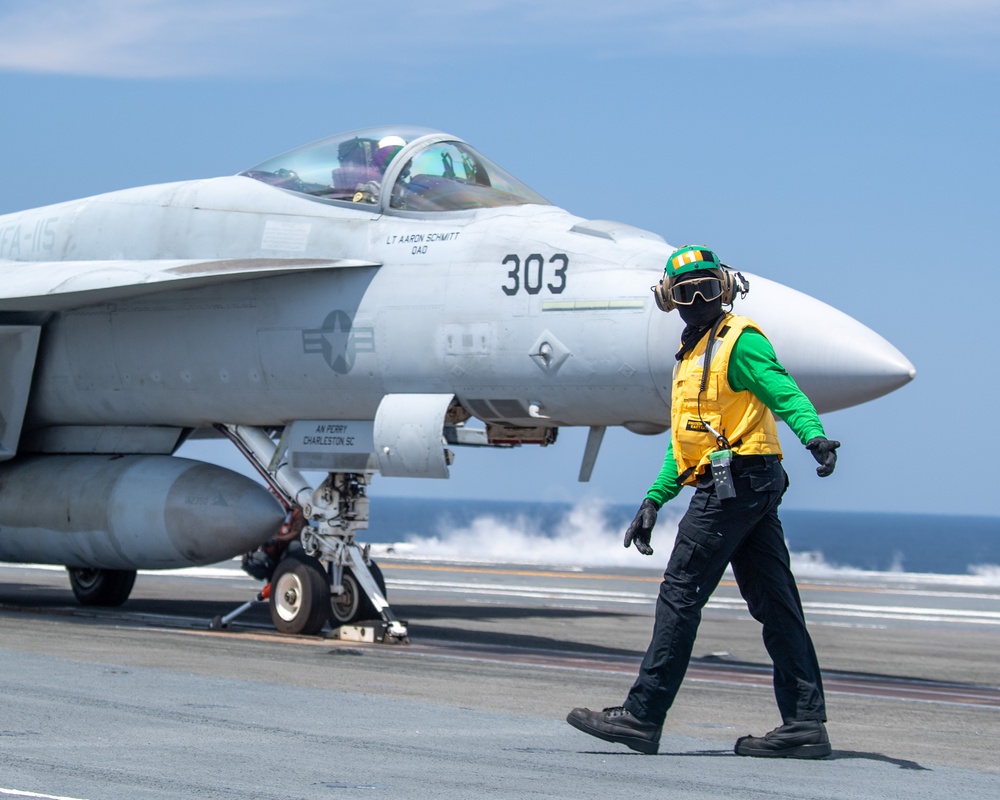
[
  {"xmin": 0, "ymin": 0, "xmax": 312, "ymax": 77},
  {"xmin": 0, "ymin": 1, "xmax": 997, "ymax": 78}
]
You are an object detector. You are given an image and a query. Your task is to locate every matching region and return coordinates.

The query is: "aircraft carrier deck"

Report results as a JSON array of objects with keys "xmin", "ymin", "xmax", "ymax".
[{"xmin": 1, "ymin": 557, "xmax": 998, "ymax": 799}]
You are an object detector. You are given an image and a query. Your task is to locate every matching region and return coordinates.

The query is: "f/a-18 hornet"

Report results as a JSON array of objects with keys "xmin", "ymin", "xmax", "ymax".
[{"xmin": 0, "ymin": 125, "xmax": 914, "ymax": 637}]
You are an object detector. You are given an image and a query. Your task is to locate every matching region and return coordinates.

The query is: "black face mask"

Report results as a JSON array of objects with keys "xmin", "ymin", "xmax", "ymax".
[{"xmin": 677, "ymin": 295, "xmax": 723, "ymax": 329}]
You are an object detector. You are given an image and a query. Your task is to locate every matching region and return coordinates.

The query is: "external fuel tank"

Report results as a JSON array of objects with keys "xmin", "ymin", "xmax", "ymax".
[{"xmin": 0, "ymin": 454, "xmax": 283, "ymax": 569}]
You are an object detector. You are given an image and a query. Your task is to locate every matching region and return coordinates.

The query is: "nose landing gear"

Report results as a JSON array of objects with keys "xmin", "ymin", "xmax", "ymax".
[
  {"xmin": 216, "ymin": 424, "xmax": 408, "ymax": 642},
  {"xmin": 329, "ymin": 562, "xmax": 387, "ymax": 627},
  {"xmin": 269, "ymin": 550, "xmax": 329, "ymax": 635}
]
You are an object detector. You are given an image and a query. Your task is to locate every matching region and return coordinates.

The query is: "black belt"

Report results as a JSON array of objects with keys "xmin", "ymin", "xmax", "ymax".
[
  {"xmin": 696, "ymin": 454, "xmax": 778, "ymax": 485},
  {"xmin": 732, "ymin": 454, "xmax": 776, "ymax": 471}
]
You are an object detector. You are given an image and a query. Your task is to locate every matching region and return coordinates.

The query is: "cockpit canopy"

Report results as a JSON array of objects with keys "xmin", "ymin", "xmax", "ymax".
[{"xmin": 241, "ymin": 125, "xmax": 550, "ymax": 212}]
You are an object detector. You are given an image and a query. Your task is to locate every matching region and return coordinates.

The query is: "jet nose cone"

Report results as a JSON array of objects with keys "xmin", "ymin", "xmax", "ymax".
[{"xmin": 740, "ymin": 275, "xmax": 915, "ymax": 413}]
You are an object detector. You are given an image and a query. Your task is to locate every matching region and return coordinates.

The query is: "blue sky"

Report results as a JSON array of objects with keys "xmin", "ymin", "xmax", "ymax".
[{"xmin": 1, "ymin": 1, "xmax": 997, "ymax": 517}]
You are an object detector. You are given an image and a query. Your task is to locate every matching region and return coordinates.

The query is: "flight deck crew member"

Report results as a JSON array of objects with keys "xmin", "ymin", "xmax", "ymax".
[{"xmin": 567, "ymin": 245, "xmax": 840, "ymax": 758}]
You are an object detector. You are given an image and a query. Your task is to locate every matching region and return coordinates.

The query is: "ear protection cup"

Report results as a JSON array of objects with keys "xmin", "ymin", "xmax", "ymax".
[
  {"xmin": 652, "ymin": 277, "xmax": 675, "ymax": 312},
  {"xmin": 651, "ymin": 268, "xmax": 749, "ymax": 312},
  {"xmin": 722, "ymin": 267, "xmax": 750, "ymax": 304},
  {"xmin": 719, "ymin": 269, "xmax": 736, "ymax": 305}
]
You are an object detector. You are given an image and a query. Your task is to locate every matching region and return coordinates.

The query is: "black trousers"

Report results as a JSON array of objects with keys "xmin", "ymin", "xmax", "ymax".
[{"xmin": 623, "ymin": 456, "xmax": 826, "ymax": 725}]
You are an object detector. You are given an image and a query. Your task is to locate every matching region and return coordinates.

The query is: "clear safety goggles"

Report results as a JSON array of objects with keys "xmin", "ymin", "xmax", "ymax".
[{"xmin": 670, "ymin": 276, "xmax": 723, "ymax": 305}]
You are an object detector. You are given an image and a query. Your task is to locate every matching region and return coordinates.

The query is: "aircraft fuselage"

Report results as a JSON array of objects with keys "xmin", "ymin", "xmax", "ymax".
[
  {"xmin": 0, "ymin": 127, "xmax": 914, "ymax": 603},
  {"xmin": 6, "ymin": 176, "xmax": 677, "ymax": 434}
]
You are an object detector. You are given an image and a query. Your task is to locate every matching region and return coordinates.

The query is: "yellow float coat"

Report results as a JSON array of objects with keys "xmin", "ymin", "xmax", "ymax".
[{"xmin": 671, "ymin": 314, "xmax": 782, "ymax": 484}]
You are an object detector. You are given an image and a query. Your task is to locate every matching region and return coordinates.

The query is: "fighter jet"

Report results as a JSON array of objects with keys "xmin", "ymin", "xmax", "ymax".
[{"xmin": 0, "ymin": 125, "xmax": 914, "ymax": 637}]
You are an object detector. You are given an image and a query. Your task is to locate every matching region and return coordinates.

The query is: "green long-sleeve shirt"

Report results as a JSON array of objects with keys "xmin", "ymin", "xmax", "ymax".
[{"xmin": 646, "ymin": 328, "xmax": 825, "ymax": 507}]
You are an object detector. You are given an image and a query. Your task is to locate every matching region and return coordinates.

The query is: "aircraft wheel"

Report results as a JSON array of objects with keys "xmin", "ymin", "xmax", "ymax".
[
  {"xmin": 67, "ymin": 567, "xmax": 137, "ymax": 606},
  {"xmin": 269, "ymin": 552, "xmax": 328, "ymax": 635},
  {"xmin": 330, "ymin": 562, "xmax": 387, "ymax": 626}
]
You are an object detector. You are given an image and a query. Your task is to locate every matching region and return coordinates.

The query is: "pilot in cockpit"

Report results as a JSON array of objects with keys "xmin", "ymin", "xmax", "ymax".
[{"xmin": 333, "ymin": 135, "xmax": 406, "ymax": 204}]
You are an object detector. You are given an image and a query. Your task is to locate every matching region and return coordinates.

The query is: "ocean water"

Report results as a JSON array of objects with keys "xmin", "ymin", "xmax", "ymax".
[{"xmin": 365, "ymin": 496, "xmax": 1000, "ymax": 581}]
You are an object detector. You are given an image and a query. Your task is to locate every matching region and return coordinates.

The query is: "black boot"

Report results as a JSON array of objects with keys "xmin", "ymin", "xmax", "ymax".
[
  {"xmin": 734, "ymin": 720, "xmax": 831, "ymax": 759},
  {"xmin": 566, "ymin": 706, "xmax": 661, "ymax": 755}
]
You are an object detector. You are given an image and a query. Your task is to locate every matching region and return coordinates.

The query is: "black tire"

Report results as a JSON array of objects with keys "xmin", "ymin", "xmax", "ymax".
[
  {"xmin": 268, "ymin": 552, "xmax": 329, "ymax": 635},
  {"xmin": 330, "ymin": 561, "xmax": 387, "ymax": 626},
  {"xmin": 66, "ymin": 567, "xmax": 137, "ymax": 606}
]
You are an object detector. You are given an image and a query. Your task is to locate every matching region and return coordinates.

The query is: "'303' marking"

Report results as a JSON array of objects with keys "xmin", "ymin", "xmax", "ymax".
[{"xmin": 501, "ymin": 253, "xmax": 568, "ymax": 296}]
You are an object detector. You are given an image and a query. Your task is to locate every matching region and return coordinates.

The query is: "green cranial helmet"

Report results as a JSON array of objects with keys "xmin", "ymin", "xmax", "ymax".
[{"xmin": 664, "ymin": 245, "xmax": 723, "ymax": 281}]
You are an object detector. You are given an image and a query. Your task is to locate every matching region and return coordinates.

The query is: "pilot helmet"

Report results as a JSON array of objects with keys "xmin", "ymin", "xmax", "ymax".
[{"xmin": 374, "ymin": 135, "xmax": 406, "ymax": 172}]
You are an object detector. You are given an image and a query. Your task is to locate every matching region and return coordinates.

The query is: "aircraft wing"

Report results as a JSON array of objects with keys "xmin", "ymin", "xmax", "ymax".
[{"xmin": 0, "ymin": 256, "xmax": 381, "ymax": 311}]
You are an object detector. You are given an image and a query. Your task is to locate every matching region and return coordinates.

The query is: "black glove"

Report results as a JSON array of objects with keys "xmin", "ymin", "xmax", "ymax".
[
  {"xmin": 623, "ymin": 498, "xmax": 657, "ymax": 556},
  {"xmin": 806, "ymin": 437, "xmax": 840, "ymax": 477}
]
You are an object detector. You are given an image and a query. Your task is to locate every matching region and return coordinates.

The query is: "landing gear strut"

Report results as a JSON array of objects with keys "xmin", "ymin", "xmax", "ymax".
[{"xmin": 217, "ymin": 424, "xmax": 408, "ymax": 642}]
